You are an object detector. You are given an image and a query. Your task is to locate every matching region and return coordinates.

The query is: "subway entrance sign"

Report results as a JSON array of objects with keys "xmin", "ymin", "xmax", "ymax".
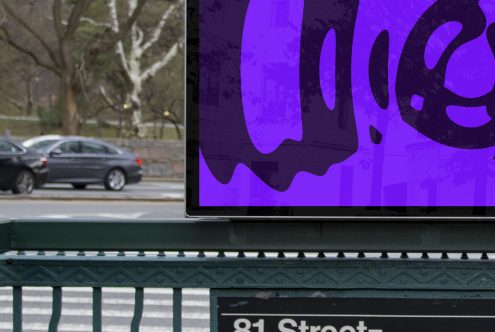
[{"xmin": 212, "ymin": 291, "xmax": 495, "ymax": 332}]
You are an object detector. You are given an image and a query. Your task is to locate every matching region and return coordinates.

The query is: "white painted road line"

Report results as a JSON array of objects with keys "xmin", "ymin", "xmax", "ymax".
[{"xmin": 0, "ymin": 295, "xmax": 209, "ymax": 306}]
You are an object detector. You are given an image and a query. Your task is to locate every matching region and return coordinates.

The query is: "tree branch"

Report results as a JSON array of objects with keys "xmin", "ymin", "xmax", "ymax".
[
  {"xmin": 0, "ymin": 26, "xmax": 60, "ymax": 76},
  {"xmin": 141, "ymin": 41, "xmax": 180, "ymax": 81},
  {"xmin": 52, "ymin": 0, "xmax": 64, "ymax": 40},
  {"xmin": 80, "ymin": 17, "xmax": 111, "ymax": 28},
  {"xmin": 100, "ymin": 86, "xmax": 123, "ymax": 113},
  {"xmin": 141, "ymin": 0, "xmax": 182, "ymax": 53},
  {"xmin": 64, "ymin": 0, "xmax": 92, "ymax": 38},
  {"xmin": 0, "ymin": 5, "xmax": 5, "ymax": 26},
  {"xmin": 2, "ymin": 95, "xmax": 25, "ymax": 112},
  {"xmin": 86, "ymin": 0, "xmax": 147, "ymax": 66},
  {"xmin": 2, "ymin": 2, "xmax": 60, "ymax": 68}
]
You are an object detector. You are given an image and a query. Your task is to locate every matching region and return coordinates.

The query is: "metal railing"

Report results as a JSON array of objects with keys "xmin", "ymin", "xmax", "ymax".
[{"xmin": 2, "ymin": 219, "xmax": 495, "ymax": 331}]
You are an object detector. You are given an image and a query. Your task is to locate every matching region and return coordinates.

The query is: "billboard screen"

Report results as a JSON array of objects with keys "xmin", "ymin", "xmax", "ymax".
[{"xmin": 186, "ymin": 0, "xmax": 495, "ymax": 217}]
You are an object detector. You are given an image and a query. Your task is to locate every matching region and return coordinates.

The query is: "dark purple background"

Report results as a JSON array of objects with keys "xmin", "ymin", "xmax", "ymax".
[{"xmin": 199, "ymin": 0, "xmax": 495, "ymax": 207}]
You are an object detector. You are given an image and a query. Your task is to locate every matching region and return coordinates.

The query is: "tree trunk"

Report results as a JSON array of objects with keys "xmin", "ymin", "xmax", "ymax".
[{"xmin": 62, "ymin": 79, "xmax": 79, "ymax": 135}]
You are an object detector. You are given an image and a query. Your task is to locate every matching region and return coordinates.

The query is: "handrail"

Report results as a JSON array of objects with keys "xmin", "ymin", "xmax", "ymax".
[{"xmin": 2, "ymin": 218, "xmax": 495, "ymax": 252}]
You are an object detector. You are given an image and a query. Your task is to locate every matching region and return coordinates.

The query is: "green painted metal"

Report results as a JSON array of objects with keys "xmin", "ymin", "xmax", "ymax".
[
  {"xmin": 131, "ymin": 288, "xmax": 144, "ymax": 332},
  {"xmin": 2, "ymin": 219, "xmax": 495, "ymax": 331},
  {"xmin": 93, "ymin": 287, "xmax": 102, "ymax": 332},
  {"xmin": 2, "ymin": 255, "xmax": 495, "ymax": 290},
  {"xmin": 0, "ymin": 220, "xmax": 12, "ymax": 252},
  {"xmin": 173, "ymin": 288, "xmax": 182, "ymax": 332},
  {"xmin": 5, "ymin": 219, "xmax": 495, "ymax": 252},
  {"xmin": 49, "ymin": 287, "xmax": 62, "ymax": 332},
  {"xmin": 13, "ymin": 286, "xmax": 22, "ymax": 332}
]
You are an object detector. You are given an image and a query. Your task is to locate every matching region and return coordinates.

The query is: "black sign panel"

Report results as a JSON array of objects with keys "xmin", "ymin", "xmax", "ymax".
[{"xmin": 217, "ymin": 297, "xmax": 495, "ymax": 332}]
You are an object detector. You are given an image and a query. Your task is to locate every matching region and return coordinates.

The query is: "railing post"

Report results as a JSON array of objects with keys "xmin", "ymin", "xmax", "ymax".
[
  {"xmin": 93, "ymin": 287, "xmax": 102, "ymax": 332},
  {"xmin": 131, "ymin": 287, "xmax": 144, "ymax": 332},
  {"xmin": 13, "ymin": 286, "xmax": 22, "ymax": 332},
  {"xmin": 48, "ymin": 287, "xmax": 62, "ymax": 332},
  {"xmin": 173, "ymin": 288, "xmax": 182, "ymax": 332}
]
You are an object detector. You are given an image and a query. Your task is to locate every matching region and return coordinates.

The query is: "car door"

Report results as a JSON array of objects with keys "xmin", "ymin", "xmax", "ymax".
[
  {"xmin": 47, "ymin": 140, "xmax": 84, "ymax": 182},
  {"xmin": 79, "ymin": 141, "xmax": 116, "ymax": 182},
  {"xmin": 0, "ymin": 139, "xmax": 23, "ymax": 187}
]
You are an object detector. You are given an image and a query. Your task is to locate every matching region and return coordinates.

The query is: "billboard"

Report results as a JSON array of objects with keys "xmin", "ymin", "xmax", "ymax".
[{"xmin": 186, "ymin": 0, "xmax": 495, "ymax": 217}]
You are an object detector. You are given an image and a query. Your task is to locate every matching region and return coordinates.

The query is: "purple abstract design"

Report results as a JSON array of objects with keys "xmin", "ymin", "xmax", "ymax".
[{"xmin": 199, "ymin": 0, "xmax": 495, "ymax": 207}]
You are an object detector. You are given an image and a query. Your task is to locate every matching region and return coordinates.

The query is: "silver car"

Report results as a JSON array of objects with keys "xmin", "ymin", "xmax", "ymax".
[{"xmin": 23, "ymin": 136, "xmax": 143, "ymax": 191}]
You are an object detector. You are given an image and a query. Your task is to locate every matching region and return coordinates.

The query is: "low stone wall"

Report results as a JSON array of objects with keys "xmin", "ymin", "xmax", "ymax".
[{"xmin": 108, "ymin": 138, "xmax": 184, "ymax": 179}]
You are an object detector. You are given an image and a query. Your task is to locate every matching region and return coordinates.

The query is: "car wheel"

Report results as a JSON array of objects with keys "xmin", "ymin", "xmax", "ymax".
[
  {"xmin": 12, "ymin": 170, "xmax": 35, "ymax": 195},
  {"xmin": 72, "ymin": 184, "xmax": 87, "ymax": 190},
  {"xmin": 104, "ymin": 168, "xmax": 126, "ymax": 191}
]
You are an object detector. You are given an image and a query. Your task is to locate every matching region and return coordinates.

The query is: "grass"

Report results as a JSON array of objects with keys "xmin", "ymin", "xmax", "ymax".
[{"xmin": 0, "ymin": 119, "xmax": 183, "ymax": 140}]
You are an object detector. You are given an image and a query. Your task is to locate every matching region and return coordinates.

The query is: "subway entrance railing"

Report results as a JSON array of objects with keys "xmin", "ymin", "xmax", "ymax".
[{"xmin": 2, "ymin": 219, "xmax": 495, "ymax": 331}]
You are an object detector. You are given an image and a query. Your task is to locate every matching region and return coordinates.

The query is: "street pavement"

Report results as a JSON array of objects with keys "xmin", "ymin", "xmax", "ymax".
[
  {"xmin": 0, "ymin": 181, "xmax": 185, "ymax": 201},
  {"xmin": 0, "ymin": 200, "xmax": 185, "ymax": 219},
  {"xmin": 0, "ymin": 180, "xmax": 208, "ymax": 331},
  {"xmin": 0, "ymin": 287, "xmax": 210, "ymax": 332}
]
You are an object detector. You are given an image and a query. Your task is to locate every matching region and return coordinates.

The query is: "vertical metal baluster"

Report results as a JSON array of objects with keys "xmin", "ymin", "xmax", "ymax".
[
  {"xmin": 13, "ymin": 286, "xmax": 22, "ymax": 332},
  {"xmin": 131, "ymin": 288, "xmax": 144, "ymax": 332},
  {"xmin": 173, "ymin": 288, "xmax": 182, "ymax": 332},
  {"xmin": 93, "ymin": 287, "xmax": 102, "ymax": 332},
  {"xmin": 48, "ymin": 287, "xmax": 62, "ymax": 332}
]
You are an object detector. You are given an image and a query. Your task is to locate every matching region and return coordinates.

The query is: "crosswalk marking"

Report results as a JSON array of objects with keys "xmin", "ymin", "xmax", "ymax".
[
  {"xmin": 20, "ymin": 287, "xmax": 210, "ymax": 295},
  {"xmin": 0, "ymin": 295, "xmax": 209, "ymax": 306},
  {"xmin": 0, "ymin": 307, "xmax": 210, "ymax": 319},
  {"xmin": 0, "ymin": 287, "xmax": 211, "ymax": 331},
  {"xmin": 0, "ymin": 322, "xmax": 208, "ymax": 332}
]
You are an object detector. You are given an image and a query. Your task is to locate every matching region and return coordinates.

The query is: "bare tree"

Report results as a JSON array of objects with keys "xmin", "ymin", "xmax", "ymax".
[
  {"xmin": 102, "ymin": 0, "xmax": 183, "ymax": 138},
  {"xmin": 0, "ymin": 0, "xmax": 147, "ymax": 135}
]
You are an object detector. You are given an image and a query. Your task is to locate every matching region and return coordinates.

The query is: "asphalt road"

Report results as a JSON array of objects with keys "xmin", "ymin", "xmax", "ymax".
[
  {"xmin": 0, "ymin": 181, "xmax": 185, "ymax": 201},
  {"xmin": 0, "ymin": 180, "xmax": 185, "ymax": 219},
  {"xmin": 0, "ymin": 287, "xmax": 210, "ymax": 332},
  {"xmin": 0, "ymin": 181, "xmax": 204, "ymax": 331},
  {"xmin": 0, "ymin": 201, "xmax": 185, "ymax": 219}
]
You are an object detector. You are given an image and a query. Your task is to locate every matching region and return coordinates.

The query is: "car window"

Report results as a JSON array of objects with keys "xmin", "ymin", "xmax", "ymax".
[
  {"xmin": 57, "ymin": 141, "xmax": 80, "ymax": 154},
  {"xmin": 27, "ymin": 139, "xmax": 60, "ymax": 151},
  {"xmin": 0, "ymin": 140, "xmax": 22, "ymax": 153},
  {"xmin": 81, "ymin": 142, "xmax": 114, "ymax": 154}
]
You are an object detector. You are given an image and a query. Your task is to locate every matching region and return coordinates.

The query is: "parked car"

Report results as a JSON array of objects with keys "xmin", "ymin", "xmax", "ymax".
[
  {"xmin": 23, "ymin": 136, "xmax": 143, "ymax": 191},
  {"xmin": 0, "ymin": 137, "xmax": 49, "ymax": 194}
]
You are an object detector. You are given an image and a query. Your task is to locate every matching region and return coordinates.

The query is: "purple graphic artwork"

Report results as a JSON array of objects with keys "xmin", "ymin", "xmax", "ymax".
[{"xmin": 198, "ymin": 0, "xmax": 495, "ymax": 207}]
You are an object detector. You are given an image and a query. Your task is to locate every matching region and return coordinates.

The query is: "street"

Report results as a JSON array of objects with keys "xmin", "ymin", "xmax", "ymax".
[
  {"xmin": 0, "ymin": 287, "xmax": 210, "ymax": 332},
  {"xmin": 0, "ymin": 181, "xmax": 185, "ymax": 201},
  {"xmin": 0, "ymin": 200, "xmax": 184, "ymax": 219},
  {"xmin": 0, "ymin": 180, "xmax": 210, "ymax": 331},
  {"xmin": 0, "ymin": 181, "xmax": 185, "ymax": 220}
]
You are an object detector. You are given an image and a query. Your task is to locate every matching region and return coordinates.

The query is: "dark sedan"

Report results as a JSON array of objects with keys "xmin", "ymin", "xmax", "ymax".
[
  {"xmin": 23, "ymin": 136, "xmax": 142, "ymax": 191},
  {"xmin": 0, "ymin": 137, "xmax": 49, "ymax": 194}
]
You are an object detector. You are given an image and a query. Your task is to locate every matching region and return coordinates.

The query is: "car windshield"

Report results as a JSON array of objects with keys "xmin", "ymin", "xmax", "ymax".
[
  {"xmin": 0, "ymin": 139, "xmax": 22, "ymax": 153},
  {"xmin": 25, "ymin": 139, "xmax": 60, "ymax": 152}
]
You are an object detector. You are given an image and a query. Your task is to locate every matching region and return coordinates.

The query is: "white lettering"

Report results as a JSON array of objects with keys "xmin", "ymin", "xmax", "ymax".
[
  {"xmin": 299, "ymin": 320, "xmax": 309, "ymax": 332},
  {"xmin": 275, "ymin": 319, "xmax": 381, "ymax": 332},
  {"xmin": 279, "ymin": 318, "xmax": 298, "ymax": 332},
  {"xmin": 356, "ymin": 321, "xmax": 368, "ymax": 332},
  {"xmin": 339, "ymin": 326, "xmax": 356, "ymax": 332}
]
